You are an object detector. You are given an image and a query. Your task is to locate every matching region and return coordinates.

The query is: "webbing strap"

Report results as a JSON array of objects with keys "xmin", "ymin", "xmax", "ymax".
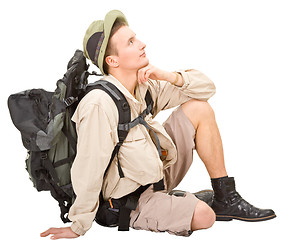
[
  {"xmin": 118, "ymin": 116, "xmax": 162, "ymax": 158},
  {"xmin": 138, "ymin": 118, "xmax": 162, "ymax": 158},
  {"xmin": 104, "ymin": 143, "xmax": 125, "ymax": 178},
  {"xmin": 118, "ymin": 184, "xmax": 149, "ymax": 231},
  {"xmin": 117, "ymin": 178, "xmax": 165, "ymax": 231},
  {"xmin": 53, "ymin": 155, "xmax": 75, "ymax": 168},
  {"xmin": 40, "ymin": 151, "xmax": 60, "ymax": 184},
  {"xmin": 117, "ymin": 89, "xmax": 162, "ymax": 159},
  {"xmin": 40, "ymin": 172, "xmax": 72, "ymax": 223},
  {"xmin": 86, "ymin": 80, "xmax": 131, "ymax": 179},
  {"xmin": 62, "ymin": 125, "xmax": 77, "ymax": 152},
  {"xmin": 116, "ymin": 147, "xmax": 125, "ymax": 178},
  {"xmin": 86, "ymin": 81, "xmax": 121, "ymax": 101},
  {"xmin": 152, "ymin": 178, "xmax": 165, "ymax": 192},
  {"xmin": 118, "ymin": 206, "xmax": 131, "ymax": 231},
  {"xmin": 117, "ymin": 102, "xmax": 153, "ymax": 131}
]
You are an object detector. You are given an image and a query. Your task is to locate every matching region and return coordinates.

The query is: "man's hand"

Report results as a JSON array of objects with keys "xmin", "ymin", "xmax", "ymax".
[
  {"xmin": 137, "ymin": 64, "xmax": 176, "ymax": 85},
  {"xmin": 40, "ymin": 227, "xmax": 80, "ymax": 240}
]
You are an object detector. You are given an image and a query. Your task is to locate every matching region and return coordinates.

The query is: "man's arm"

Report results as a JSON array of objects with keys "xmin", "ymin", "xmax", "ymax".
[
  {"xmin": 137, "ymin": 64, "xmax": 216, "ymax": 116},
  {"xmin": 41, "ymin": 96, "xmax": 117, "ymax": 238},
  {"xmin": 137, "ymin": 65, "xmax": 184, "ymax": 87},
  {"xmin": 69, "ymin": 102, "xmax": 116, "ymax": 235}
]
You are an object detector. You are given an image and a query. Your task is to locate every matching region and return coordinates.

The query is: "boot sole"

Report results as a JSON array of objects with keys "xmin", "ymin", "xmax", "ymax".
[{"xmin": 216, "ymin": 214, "xmax": 277, "ymax": 222}]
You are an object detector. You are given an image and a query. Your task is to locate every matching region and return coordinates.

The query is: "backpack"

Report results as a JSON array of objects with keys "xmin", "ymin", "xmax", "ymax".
[{"xmin": 7, "ymin": 49, "xmax": 156, "ymax": 225}]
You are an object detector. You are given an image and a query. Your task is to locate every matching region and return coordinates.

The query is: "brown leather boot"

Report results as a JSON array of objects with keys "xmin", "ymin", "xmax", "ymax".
[{"xmin": 211, "ymin": 176, "xmax": 276, "ymax": 222}]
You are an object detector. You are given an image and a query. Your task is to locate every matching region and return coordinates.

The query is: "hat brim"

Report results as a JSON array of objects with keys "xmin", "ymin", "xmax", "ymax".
[{"xmin": 98, "ymin": 10, "xmax": 128, "ymax": 74}]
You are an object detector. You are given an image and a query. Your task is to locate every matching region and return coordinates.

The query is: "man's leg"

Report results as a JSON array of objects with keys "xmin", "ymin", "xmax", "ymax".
[
  {"xmin": 180, "ymin": 99, "xmax": 276, "ymax": 222},
  {"xmin": 181, "ymin": 99, "xmax": 227, "ymax": 178},
  {"xmin": 191, "ymin": 199, "xmax": 216, "ymax": 231},
  {"xmin": 160, "ymin": 104, "xmax": 216, "ymax": 232}
]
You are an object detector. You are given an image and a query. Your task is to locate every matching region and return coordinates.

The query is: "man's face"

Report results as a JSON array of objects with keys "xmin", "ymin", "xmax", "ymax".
[{"xmin": 111, "ymin": 26, "xmax": 149, "ymax": 72}]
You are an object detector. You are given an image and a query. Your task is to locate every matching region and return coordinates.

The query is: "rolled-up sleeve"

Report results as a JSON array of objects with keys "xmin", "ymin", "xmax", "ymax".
[
  {"xmin": 68, "ymin": 102, "xmax": 115, "ymax": 236},
  {"xmin": 150, "ymin": 69, "xmax": 216, "ymax": 117}
]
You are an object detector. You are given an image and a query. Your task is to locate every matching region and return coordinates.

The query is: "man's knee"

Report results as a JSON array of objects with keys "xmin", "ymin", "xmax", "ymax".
[
  {"xmin": 191, "ymin": 200, "xmax": 215, "ymax": 231},
  {"xmin": 181, "ymin": 99, "xmax": 215, "ymax": 129}
]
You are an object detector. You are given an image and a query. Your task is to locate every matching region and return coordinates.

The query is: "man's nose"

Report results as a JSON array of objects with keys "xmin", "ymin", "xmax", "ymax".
[{"xmin": 139, "ymin": 40, "xmax": 146, "ymax": 50}]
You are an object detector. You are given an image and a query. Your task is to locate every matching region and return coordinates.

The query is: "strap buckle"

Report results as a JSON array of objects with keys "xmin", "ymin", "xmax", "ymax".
[
  {"xmin": 41, "ymin": 152, "xmax": 48, "ymax": 160},
  {"xmin": 64, "ymin": 96, "xmax": 78, "ymax": 107}
]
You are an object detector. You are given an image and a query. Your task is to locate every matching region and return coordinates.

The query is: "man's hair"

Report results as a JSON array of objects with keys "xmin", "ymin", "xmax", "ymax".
[{"xmin": 103, "ymin": 20, "xmax": 127, "ymax": 74}]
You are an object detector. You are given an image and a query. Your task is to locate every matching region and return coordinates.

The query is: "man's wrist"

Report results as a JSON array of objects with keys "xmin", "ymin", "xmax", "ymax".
[
  {"xmin": 71, "ymin": 222, "xmax": 85, "ymax": 236},
  {"xmin": 160, "ymin": 71, "xmax": 174, "ymax": 83},
  {"xmin": 160, "ymin": 70, "xmax": 184, "ymax": 87},
  {"xmin": 169, "ymin": 72, "xmax": 184, "ymax": 87}
]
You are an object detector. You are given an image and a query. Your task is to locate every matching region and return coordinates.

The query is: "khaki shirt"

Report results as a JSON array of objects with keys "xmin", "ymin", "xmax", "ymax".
[{"xmin": 68, "ymin": 69, "xmax": 216, "ymax": 235}]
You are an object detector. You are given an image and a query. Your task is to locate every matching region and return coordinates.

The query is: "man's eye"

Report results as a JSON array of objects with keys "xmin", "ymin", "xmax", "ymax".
[{"xmin": 129, "ymin": 40, "xmax": 133, "ymax": 45}]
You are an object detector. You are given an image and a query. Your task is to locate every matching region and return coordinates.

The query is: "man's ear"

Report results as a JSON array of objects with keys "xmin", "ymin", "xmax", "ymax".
[{"xmin": 105, "ymin": 55, "xmax": 119, "ymax": 68}]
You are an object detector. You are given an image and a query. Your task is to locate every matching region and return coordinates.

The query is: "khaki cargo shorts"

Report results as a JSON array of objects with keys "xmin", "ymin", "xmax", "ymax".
[{"xmin": 130, "ymin": 106, "xmax": 198, "ymax": 237}]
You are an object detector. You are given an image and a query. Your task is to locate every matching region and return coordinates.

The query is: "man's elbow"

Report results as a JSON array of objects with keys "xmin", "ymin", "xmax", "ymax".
[{"xmin": 204, "ymin": 82, "xmax": 216, "ymax": 100}]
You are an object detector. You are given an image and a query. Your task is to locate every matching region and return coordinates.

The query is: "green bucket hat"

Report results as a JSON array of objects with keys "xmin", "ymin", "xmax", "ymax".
[{"xmin": 83, "ymin": 10, "xmax": 128, "ymax": 74}]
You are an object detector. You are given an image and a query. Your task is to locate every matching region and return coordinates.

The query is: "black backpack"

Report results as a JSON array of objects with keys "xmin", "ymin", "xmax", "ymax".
[{"xmin": 7, "ymin": 49, "xmax": 156, "ymax": 225}]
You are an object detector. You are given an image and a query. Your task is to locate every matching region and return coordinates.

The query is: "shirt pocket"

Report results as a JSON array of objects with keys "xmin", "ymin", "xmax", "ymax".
[{"xmin": 123, "ymin": 125, "xmax": 146, "ymax": 142}]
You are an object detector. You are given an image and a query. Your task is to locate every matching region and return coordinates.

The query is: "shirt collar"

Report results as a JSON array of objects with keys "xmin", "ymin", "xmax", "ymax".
[{"xmin": 102, "ymin": 74, "xmax": 149, "ymax": 105}]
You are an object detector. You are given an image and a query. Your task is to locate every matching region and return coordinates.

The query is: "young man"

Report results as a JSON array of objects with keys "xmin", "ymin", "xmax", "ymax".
[{"xmin": 41, "ymin": 10, "xmax": 276, "ymax": 239}]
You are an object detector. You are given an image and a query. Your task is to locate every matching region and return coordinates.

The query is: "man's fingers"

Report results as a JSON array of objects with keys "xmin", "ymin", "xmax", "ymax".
[
  {"xmin": 137, "ymin": 69, "xmax": 145, "ymax": 84},
  {"xmin": 40, "ymin": 231, "xmax": 49, "ymax": 237},
  {"xmin": 40, "ymin": 228, "xmax": 52, "ymax": 237},
  {"xmin": 144, "ymin": 70, "xmax": 151, "ymax": 81},
  {"xmin": 49, "ymin": 227, "xmax": 79, "ymax": 239},
  {"xmin": 40, "ymin": 228, "xmax": 63, "ymax": 237},
  {"xmin": 137, "ymin": 65, "xmax": 151, "ymax": 84},
  {"xmin": 50, "ymin": 233, "xmax": 64, "ymax": 240}
]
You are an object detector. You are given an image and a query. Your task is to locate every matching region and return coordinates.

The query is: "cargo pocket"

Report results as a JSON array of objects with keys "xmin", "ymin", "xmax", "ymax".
[{"xmin": 146, "ymin": 218, "xmax": 159, "ymax": 232}]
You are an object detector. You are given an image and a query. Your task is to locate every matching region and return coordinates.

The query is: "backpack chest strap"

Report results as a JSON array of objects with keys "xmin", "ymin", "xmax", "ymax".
[{"xmin": 118, "ymin": 114, "xmax": 163, "ymax": 159}]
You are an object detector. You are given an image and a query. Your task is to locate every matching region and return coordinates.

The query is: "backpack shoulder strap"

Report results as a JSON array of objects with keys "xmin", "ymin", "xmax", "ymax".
[
  {"xmin": 85, "ymin": 80, "xmax": 131, "ymax": 178},
  {"xmin": 85, "ymin": 80, "xmax": 131, "ymax": 141}
]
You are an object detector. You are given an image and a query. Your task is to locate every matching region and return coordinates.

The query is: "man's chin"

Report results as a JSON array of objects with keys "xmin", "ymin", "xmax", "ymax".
[{"xmin": 140, "ymin": 58, "xmax": 149, "ymax": 68}]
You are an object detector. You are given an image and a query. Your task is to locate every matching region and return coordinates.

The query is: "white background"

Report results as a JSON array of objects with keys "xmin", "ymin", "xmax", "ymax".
[{"xmin": 1, "ymin": 0, "xmax": 295, "ymax": 239}]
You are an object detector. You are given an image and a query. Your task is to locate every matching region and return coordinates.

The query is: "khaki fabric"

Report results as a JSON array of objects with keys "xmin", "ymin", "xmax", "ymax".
[
  {"xmin": 68, "ymin": 69, "xmax": 216, "ymax": 235},
  {"xmin": 163, "ymin": 106, "xmax": 197, "ymax": 193},
  {"xmin": 129, "ymin": 106, "xmax": 198, "ymax": 236},
  {"xmin": 130, "ymin": 186, "xmax": 198, "ymax": 237}
]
